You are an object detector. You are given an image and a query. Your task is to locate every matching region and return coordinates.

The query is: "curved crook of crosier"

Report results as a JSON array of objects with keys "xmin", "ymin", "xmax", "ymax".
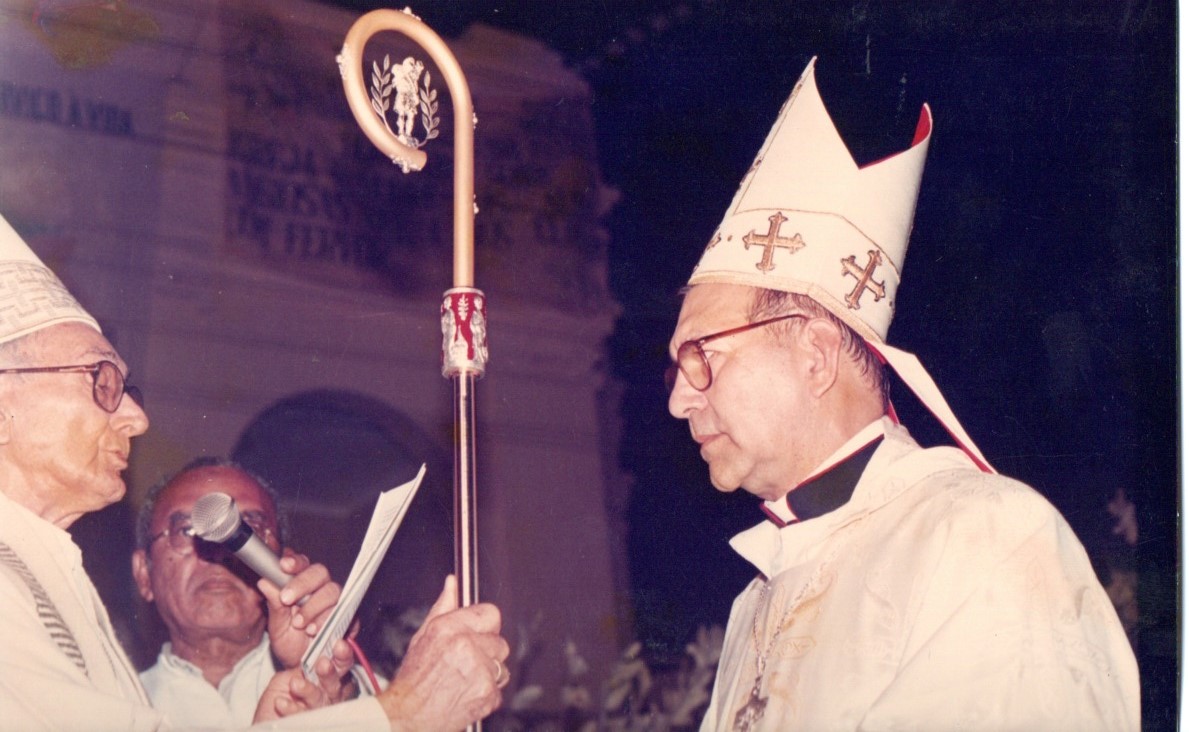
[
  {"xmin": 337, "ymin": 9, "xmax": 484, "ymax": 628},
  {"xmin": 337, "ymin": 11, "xmax": 428, "ymax": 173},
  {"xmin": 337, "ymin": 8, "xmax": 477, "ymax": 288}
]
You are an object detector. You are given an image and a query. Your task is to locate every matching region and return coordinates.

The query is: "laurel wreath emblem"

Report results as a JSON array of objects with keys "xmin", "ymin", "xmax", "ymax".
[{"xmin": 369, "ymin": 54, "xmax": 440, "ymax": 150}]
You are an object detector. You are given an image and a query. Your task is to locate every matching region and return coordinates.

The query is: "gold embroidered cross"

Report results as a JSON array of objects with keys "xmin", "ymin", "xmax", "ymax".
[
  {"xmin": 743, "ymin": 212, "xmax": 805, "ymax": 272},
  {"xmin": 841, "ymin": 250, "xmax": 886, "ymax": 309}
]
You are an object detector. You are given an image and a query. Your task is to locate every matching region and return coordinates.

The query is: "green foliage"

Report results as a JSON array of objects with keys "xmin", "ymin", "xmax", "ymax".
[{"xmin": 487, "ymin": 624, "xmax": 723, "ymax": 732}]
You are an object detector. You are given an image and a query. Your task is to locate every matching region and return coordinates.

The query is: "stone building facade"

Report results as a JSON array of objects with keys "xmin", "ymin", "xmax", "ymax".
[{"xmin": 0, "ymin": 0, "xmax": 627, "ymax": 697}]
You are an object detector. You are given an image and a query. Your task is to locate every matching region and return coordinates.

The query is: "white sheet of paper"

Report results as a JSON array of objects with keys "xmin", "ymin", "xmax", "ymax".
[{"xmin": 301, "ymin": 464, "xmax": 427, "ymax": 680}]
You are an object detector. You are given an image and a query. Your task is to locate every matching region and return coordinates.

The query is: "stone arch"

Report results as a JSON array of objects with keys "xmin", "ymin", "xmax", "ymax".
[{"xmin": 231, "ymin": 389, "xmax": 453, "ymax": 671}]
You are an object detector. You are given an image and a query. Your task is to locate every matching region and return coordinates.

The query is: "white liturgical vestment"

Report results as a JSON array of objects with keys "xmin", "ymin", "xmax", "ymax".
[
  {"xmin": 0, "ymin": 490, "xmax": 389, "ymax": 732},
  {"xmin": 701, "ymin": 419, "xmax": 1139, "ymax": 732}
]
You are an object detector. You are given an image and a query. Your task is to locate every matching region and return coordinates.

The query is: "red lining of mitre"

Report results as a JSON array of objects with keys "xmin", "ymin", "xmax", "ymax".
[
  {"xmin": 858, "ymin": 104, "xmax": 933, "ymax": 169},
  {"xmin": 911, "ymin": 104, "xmax": 933, "ymax": 145}
]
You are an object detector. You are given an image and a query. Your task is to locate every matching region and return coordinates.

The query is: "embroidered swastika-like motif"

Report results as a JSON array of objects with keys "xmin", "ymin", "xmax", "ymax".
[{"xmin": 0, "ymin": 263, "xmax": 89, "ymax": 334}]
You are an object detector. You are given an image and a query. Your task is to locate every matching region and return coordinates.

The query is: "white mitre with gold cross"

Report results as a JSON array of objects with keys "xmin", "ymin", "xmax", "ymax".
[
  {"xmin": 688, "ymin": 58, "xmax": 993, "ymax": 472},
  {"xmin": 0, "ymin": 213, "xmax": 100, "ymax": 345}
]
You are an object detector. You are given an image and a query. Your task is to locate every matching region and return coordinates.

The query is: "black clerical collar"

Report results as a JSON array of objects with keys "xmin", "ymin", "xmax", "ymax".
[{"xmin": 762, "ymin": 436, "xmax": 883, "ymax": 527}]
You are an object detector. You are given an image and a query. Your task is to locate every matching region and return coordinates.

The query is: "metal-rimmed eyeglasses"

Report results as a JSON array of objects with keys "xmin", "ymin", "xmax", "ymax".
[
  {"xmin": 147, "ymin": 510, "xmax": 279, "ymax": 556},
  {"xmin": 665, "ymin": 313, "xmax": 807, "ymax": 392},
  {"xmin": 0, "ymin": 360, "xmax": 142, "ymax": 413}
]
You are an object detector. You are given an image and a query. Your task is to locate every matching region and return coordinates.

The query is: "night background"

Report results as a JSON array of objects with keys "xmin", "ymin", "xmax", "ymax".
[{"xmin": 310, "ymin": 0, "xmax": 1177, "ymax": 725}]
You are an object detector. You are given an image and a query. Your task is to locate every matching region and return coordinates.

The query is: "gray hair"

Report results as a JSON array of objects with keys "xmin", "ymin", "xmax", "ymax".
[
  {"xmin": 748, "ymin": 288, "xmax": 890, "ymax": 409},
  {"xmin": 136, "ymin": 456, "xmax": 288, "ymax": 549}
]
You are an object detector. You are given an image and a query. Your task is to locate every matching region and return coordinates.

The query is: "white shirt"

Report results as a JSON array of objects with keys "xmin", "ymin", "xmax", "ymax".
[
  {"xmin": 142, "ymin": 637, "xmax": 278, "ymax": 729},
  {"xmin": 143, "ymin": 636, "xmax": 385, "ymax": 730}
]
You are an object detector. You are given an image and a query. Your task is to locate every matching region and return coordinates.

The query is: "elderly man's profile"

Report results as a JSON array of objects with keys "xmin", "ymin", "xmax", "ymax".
[
  {"xmin": 667, "ymin": 59, "xmax": 1139, "ymax": 731},
  {"xmin": 0, "ymin": 212, "xmax": 510, "ymax": 731}
]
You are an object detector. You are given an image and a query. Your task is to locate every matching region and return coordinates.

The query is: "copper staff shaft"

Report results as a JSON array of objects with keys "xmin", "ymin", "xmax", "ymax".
[{"xmin": 338, "ymin": 7, "xmax": 484, "ymax": 624}]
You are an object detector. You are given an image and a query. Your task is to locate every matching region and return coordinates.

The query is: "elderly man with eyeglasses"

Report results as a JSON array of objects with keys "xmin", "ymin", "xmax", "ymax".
[
  {"xmin": 671, "ymin": 61, "xmax": 1138, "ymax": 731},
  {"xmin": 0, "ymin": 212, "xmax": 509, "ymax": 731},
  {"xmin": 132, "ymin": 458, "xmax": 372, "ymax": 729}
]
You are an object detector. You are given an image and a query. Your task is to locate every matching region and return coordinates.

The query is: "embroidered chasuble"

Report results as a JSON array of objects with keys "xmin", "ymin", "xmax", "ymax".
[{"xmin": 701, "ymin": 418, "xmax": 1139, "ymax": 732}]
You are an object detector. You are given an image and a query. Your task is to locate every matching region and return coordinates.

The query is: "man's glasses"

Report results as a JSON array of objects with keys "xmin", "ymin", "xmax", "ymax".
[
  {"xmin": 147, "ymin": 510, "xmax": 279, "ymax": 556},
  {"xmin": 0, "ymin": 360, "xmax": 142, "ymax": 413},
  {"xmin": 665, "ymin": 313, "xmax": 807, "ymax": 392}
]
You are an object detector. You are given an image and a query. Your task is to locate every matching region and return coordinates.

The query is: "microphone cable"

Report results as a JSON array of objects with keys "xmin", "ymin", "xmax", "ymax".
[{"xmin": 346, "ymin": 636, "xmax": 382, "ymax": 695}]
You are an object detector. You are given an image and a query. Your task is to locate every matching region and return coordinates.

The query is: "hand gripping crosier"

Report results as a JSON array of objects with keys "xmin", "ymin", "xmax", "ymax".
[{"xmin": 337, "ymin": 7, "xmax": 486, "ymax": 697}]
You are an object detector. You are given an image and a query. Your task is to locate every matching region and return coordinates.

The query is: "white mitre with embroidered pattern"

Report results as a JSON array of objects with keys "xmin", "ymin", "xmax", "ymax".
[
  {"xmin": 689, "ymin": 57, "xmax": 931, "ymax": 343},
  {"xmin": 689, "ymin": 58, "xmax": 995, "ymax": 473},
  {"xmin": 0, "ymin": 213, "xmax": 100, "ymax": 345}
]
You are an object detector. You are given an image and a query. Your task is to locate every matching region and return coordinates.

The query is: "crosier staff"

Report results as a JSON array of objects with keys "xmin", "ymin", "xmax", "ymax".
[{"xmin": 337, "ymin": 4, "xmax": 485, "ymax": 681}]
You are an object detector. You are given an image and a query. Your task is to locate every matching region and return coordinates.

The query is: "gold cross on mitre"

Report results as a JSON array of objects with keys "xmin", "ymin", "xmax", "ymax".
[
  {"xmin": 743, "ymin": 212, "xmax": 805, "ymax": 272},
  {"xmin": 686, "ymin": 57, "xmax": 931, "ymax": 345},
  {"xmin": 683, "ymin": 58, "xmax": 997, "ymax": 476},
  {"xmin": 841, "ymin": 250, "xmax": 886, "ymax": 309}
]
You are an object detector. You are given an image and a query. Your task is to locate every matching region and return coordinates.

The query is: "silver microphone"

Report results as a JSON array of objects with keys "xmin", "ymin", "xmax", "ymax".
[{"xmin": 190, "ymin": 492, "xmax": 293, "ymax": 589}]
